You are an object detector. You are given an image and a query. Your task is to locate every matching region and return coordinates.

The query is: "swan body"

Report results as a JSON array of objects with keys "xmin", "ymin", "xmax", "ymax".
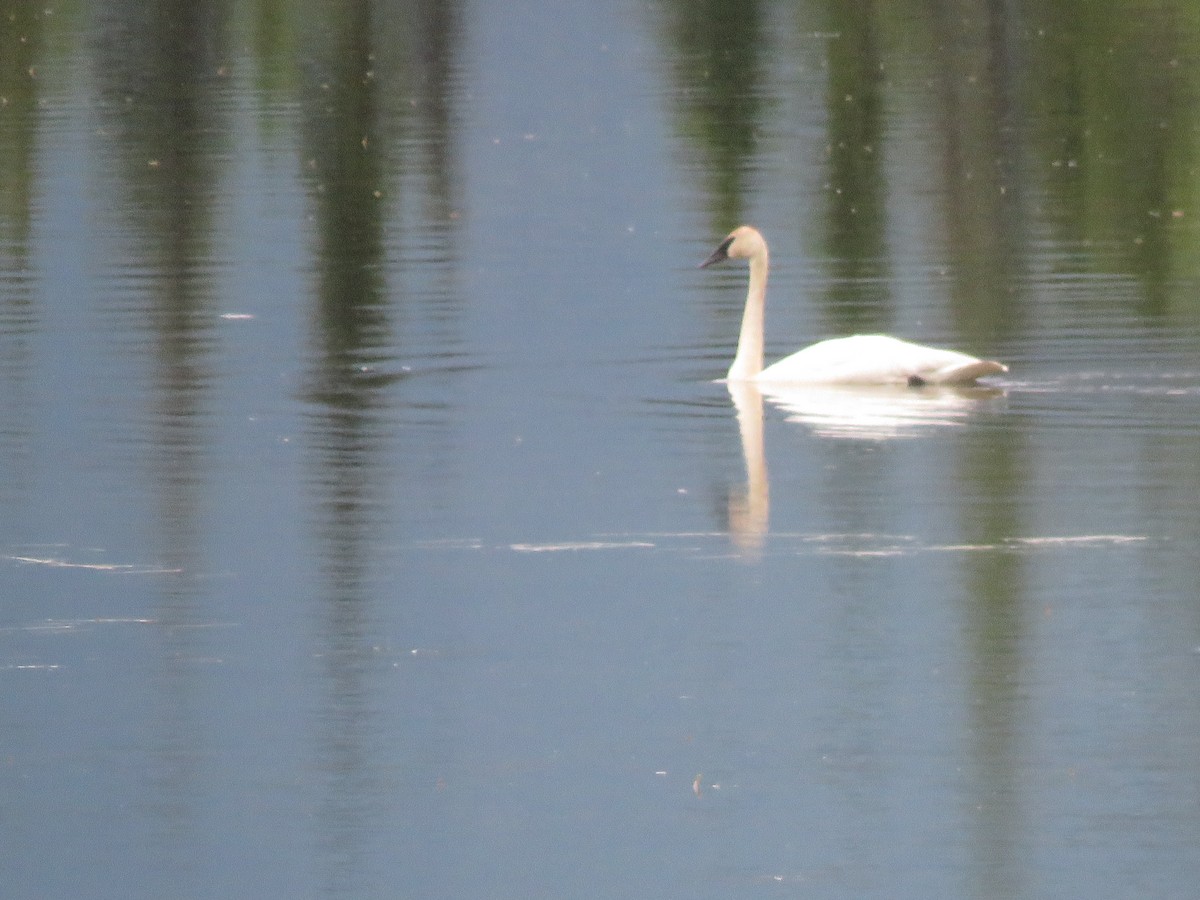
[{"xmin": 700, "ymin": 226, "xmax": 1007, "ymax": 385}]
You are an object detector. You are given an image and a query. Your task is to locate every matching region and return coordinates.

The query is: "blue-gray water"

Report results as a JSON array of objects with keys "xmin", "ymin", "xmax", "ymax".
[{"xmin": 3, "ymin": 1, "xmax": 1200, "ymax": 897}]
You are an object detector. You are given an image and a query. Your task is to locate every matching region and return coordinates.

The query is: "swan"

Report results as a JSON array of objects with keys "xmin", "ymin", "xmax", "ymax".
[{"xmin": 700, "ymin": 225, "xmax": 1008, "ymax": 385}]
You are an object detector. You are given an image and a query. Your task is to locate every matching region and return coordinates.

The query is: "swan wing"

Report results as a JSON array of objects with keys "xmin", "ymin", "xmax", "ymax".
[{"xmin": 757, "ymin": 335, "xmax": 1007, "ymax": 385}]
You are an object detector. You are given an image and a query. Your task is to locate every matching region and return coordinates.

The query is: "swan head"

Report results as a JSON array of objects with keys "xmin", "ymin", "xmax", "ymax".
[{"xmin": 699, "ymin": 225, "xmax": 767, "ymax": 268}]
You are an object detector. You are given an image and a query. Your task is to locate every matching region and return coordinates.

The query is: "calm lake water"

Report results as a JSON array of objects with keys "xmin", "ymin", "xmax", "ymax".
[{"xmin": 3, "ymin": 1, "xmax": 1200, "ymax": 897}]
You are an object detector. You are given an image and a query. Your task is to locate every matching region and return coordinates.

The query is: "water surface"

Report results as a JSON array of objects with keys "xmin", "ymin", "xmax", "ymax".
[{"xmin": 2, "ymin": 1, "xmax": 1200, "ymax": 897}]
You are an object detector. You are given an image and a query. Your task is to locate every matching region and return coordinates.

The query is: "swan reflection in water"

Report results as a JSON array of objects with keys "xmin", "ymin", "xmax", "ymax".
[{"xmin": 725, "ymin": 380, "xmax": 1005, "ymax": 553}]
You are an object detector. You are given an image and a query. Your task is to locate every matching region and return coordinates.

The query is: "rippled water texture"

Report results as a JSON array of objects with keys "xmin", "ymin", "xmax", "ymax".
[{"xmin": 2, "ymin": 1, "xmax": 1200, "ymax": 897}]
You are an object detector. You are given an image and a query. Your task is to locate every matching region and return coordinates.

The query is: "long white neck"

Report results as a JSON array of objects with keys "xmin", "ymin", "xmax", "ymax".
[{"xmin": 727, "ymin": 249, "xmax": 768, "ymax": 380}]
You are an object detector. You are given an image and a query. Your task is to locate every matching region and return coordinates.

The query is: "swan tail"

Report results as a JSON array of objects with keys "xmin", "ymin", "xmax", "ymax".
[{"xmin": 928, "ymin": 359, "xmax": 1008, "ymax": 385}]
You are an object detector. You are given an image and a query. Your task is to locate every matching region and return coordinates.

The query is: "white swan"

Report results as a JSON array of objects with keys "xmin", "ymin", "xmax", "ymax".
[{"xmin": 700, "ymin": 225, "xmax": 1008, "ymax": 385}]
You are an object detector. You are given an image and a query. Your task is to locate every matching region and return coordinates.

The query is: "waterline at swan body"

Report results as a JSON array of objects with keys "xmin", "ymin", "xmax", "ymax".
[{"xmin": 700, "ymin": 226, "xmax": 1008, "ymax": 385}]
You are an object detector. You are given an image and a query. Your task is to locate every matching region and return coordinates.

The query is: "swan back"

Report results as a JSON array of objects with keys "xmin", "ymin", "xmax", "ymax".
[{"xmin": 759, "ymin": 334, "xmax": 1007, "ymax": 385}]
